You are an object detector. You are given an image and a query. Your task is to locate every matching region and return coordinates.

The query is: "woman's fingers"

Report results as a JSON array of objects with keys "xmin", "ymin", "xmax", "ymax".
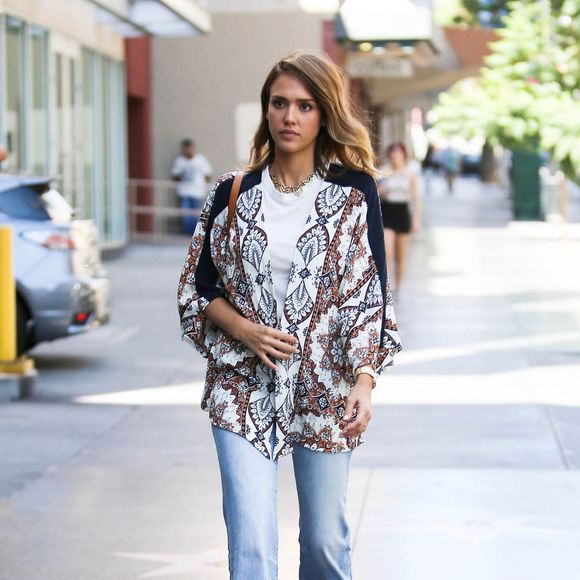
[
  {"xmin": 258, "ymin": 352, "xmax": 278, "ymax": 371},
  {"xmin": 263, "ymin": 332, "xmax": 297, "ymax": 356},
  {"xmin": 266, "ymin": 345, "xmax": 294, "ymax": 360},
  {"xmin": 245, "ymin": 324, "xmax": 298, "ymax": 366},
  {"xmin": 340, "ymin": 414, "xmax": 368, "ymax": 437},
  {"xmin": 340, "ymin": 401, "xmax": 371, "ymax": 438},
  {"xmin": 343, "ymin": 396, "xmax": 356, "ymax": 424},
  {"xmin": 270, "ymin": 327, "xmax": 298, "ymax": 346}
]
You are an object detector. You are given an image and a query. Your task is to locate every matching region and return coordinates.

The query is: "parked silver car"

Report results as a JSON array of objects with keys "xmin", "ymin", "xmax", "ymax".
[{"xmin": 0, "ymin": 175, "xmax": 110, "ymax": 355}]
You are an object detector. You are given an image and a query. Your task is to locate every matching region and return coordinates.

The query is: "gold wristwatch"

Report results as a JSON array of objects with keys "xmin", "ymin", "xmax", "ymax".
[{"xmin": 354, "ymin": 365, "xmax": 377, "ymax": 388}]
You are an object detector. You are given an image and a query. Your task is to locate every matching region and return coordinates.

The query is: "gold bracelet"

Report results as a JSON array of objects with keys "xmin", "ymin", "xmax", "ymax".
[{"xmin": 354, "ymin": 365, "xmax": 377, "ymax": 388}]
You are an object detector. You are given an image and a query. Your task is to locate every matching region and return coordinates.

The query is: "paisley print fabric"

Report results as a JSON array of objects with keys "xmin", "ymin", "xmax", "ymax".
[{"xmin": 177, "ymin": 164, "xmax": 402, "ymax": 460}]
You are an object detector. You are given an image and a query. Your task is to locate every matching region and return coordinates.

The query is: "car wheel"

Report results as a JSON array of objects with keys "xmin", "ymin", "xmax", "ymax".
[{"xmin": 16, "ymin": 299, "xmax": 31, "ymax": 356}]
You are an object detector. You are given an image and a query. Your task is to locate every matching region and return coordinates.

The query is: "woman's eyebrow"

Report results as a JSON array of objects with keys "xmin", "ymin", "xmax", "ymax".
[{"xmin": 270, "ymin": 95, "xmax": 316, "ymax": 102}]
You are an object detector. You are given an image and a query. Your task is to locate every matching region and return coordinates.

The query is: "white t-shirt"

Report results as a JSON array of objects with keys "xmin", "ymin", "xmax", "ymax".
[
  {"xmin": 377, "ymin": 163, "xmax": 415, "ymax": 204},
  {"xmin": 171, "ymin": 153, "xmax": 212, "ymax": 199},
  {"xmin": 261, "ymin": 165, "xmax": 323, "ymax": 321}
]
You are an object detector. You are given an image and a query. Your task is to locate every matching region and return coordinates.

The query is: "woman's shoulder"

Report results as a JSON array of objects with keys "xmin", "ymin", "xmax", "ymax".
[
  {"xmin": 212, "ymin": 168, "xmax": 262, "ymax": 198},
  {"xmin": 326, "ymin": 162, "xmax": 378, "ymax": 196}
]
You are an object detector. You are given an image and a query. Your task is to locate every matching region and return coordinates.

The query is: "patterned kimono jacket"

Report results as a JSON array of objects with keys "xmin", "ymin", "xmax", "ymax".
[{"xmin": 177, "ymin": 163, "xmax": 402, "ymax": 460}]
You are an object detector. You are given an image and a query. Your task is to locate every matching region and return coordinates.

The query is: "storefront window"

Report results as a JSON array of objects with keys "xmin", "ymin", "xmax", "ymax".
[
  {"xmin": 82, "ymin": 49, "xmax": 95, "ymax": 221},
  {"xmin": 1, "ymin": 19, "xmax": 126, "ymax": 245},
  {"xmin": 82, "ymin": 49, "xmax": 127, "ymax": 244},
  {"xmin": 101, "ymin": 57, "xmax": 112, "ymax": 238},
  {"xmin": 5, "ymin": 17, "xmax": 24, "ymax": 171},
  {"xmin": 55, "ymin": 53, "xmax": 64, "ymax": 181},
  {"xmin": 30, "ymin": 26, "xmax": 48, "ymax": 175}
]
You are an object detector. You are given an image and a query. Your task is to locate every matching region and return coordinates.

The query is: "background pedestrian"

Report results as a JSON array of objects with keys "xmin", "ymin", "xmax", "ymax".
[
  {"xmin": 378, "ymin": 141, "xmax": 422, "ymax": 294},
  {"xmin": 171, "ymin": 138, "xmax": 212, "ymax": 234}
]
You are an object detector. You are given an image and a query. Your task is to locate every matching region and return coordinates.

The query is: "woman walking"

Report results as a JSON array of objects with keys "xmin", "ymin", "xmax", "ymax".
[
  {"xmin": 177, "ymin": 49, "xmax": 401, "ymax": 580},
  {"xmin": 378, "ymin": 142, "xmax": 422, "ymax": 294}
]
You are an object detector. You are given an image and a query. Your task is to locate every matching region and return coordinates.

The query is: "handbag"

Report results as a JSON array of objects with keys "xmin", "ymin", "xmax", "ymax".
[{"xmin": 226, "ymin": 171, "xmax": 244, "ymax": 236}]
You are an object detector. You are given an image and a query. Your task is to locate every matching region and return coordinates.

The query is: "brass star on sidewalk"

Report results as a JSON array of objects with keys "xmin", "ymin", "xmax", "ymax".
[{"xmin": 115, "ymin": 547, "xmax": 228, "ymax": 577}]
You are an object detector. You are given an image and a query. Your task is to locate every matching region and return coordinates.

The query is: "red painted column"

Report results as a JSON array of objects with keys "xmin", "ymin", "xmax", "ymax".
[{"xmin": 125, "ymin": 37, "xmax": 153, "ymax": 233}]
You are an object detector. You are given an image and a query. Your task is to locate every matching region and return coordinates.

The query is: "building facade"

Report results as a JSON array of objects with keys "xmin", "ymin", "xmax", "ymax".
[
  {"xmin": 150, "ymin": 0, "xmax": 494, "ymax": 184},
  {"xmin": 0, "ymin": 0, "xmax": 211, "ymax": 247},
  {"xmin": 151, "ymin": 6, "xmax": 335, "ymax": 181},
  {"xmin": 0, "ymin": 0, "xmax": 127, "ymax": 246}
]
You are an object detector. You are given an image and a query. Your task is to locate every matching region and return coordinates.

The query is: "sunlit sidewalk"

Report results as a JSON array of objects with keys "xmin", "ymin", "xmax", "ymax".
[
  {"xmin": 348, "ymin": 175, "xmax": 580, "ymax": 579},
  {"xmin": 66, "ymin": 175, "xmax": 580, "ymax": 579}
]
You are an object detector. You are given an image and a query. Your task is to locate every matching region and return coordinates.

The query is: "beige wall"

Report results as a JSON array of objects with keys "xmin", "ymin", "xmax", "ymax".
[
  {"xmin": 0, "ymin": 0, "xmax": 124, "ymax": 59},
  {"xmin": 152, "ymin": 11, "xmax": 328, "ymax": 181}
]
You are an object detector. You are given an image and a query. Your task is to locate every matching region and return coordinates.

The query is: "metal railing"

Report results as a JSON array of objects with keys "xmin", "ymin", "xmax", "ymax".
[{"xmin": 127, "ymin": 179, "xmax": 202, "ymax": 243}]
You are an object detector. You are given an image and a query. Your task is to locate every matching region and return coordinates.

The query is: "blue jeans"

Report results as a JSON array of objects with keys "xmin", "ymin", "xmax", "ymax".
[
  {"xmin": 180, "ymin": 196, "xmax": 201, "ymax": 235},
  {"xmin": 212, "ymin": 425, "xmax": 352, "ymax": 580}
]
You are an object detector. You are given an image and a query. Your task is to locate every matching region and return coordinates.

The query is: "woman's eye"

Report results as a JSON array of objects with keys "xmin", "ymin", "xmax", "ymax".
[
  {"xmin": 272, "ymin": 99, "xmax": 285, "ymax": 108},
  {"xmin": 300, "ymin": 103, "xmax": 313, "ymax": 111}
]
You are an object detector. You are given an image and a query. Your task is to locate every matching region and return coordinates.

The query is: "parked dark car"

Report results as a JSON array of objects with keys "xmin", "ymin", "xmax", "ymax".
[{"xmin": 0, "ymin": 175, "xmax": 110, "ymax": 355}]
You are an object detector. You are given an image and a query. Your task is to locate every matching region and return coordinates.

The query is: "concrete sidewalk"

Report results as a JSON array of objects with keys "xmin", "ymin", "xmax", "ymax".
[
  {"xmin": 1, "ymin": 176, "xmax": 579, "ymax": 579},
  {"xmin": 349, "ymin": 176, "xmax": 580, "ymax": 579}
]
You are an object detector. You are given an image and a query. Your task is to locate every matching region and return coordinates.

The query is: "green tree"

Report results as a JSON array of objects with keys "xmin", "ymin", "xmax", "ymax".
[
  {"xmin": 434, "ymin": 0, "xmax": 580, "ymax": 179},
  {"xmin": 450, "ymin": 0, "xmax": 568, "ymax": 27}
]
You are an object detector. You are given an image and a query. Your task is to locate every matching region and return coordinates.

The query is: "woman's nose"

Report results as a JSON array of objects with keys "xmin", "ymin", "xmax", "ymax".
[{"xmin": 284, "ymin": 105, "xmax": 297, "ymax": 123}]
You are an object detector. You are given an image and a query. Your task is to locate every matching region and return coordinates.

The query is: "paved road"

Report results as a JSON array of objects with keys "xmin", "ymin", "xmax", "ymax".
[{"xmin": 1, "ymin": 175, "xmax": 579, "ymax": 579}]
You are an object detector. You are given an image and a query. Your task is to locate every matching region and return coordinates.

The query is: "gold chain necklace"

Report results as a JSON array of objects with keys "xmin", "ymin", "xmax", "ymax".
[{"xmin": 268, "ymin": 165, "xmax": 316, "ymax": 194}]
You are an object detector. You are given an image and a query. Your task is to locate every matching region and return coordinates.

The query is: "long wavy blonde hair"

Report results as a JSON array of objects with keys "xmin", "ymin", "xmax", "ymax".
[{"xmin": 246, "ymin": 49, "xmax": 379, "ymax": 178}]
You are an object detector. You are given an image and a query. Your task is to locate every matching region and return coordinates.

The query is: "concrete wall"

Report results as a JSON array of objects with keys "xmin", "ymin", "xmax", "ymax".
[
  {"xmin": 152, "ymin": 11, "xmax": 329, "ymax": 181},
  {"xmin": 0, "ymin": 0, "xmax": 124, "ymax": 59}
]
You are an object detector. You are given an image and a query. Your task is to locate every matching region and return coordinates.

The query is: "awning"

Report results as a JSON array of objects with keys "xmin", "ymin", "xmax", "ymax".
[
  {"xmin": 336, "ymin": 0, "xmax": 433, "ymax": 49},
  {"xmin": 89, "ymin": 0, "xmax": 211, "ymax": 37}
]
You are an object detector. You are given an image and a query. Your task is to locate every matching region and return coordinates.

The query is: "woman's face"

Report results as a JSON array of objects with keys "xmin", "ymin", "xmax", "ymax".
[
  {"xmin": 266, "ymin": 73, "xmax": 322, "ymax": 159},
  {"xmin": 388, "ymin": 147, "xmax": 406, "ymax": 168}
]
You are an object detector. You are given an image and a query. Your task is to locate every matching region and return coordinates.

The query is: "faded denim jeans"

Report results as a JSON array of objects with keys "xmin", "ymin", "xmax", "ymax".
[{"xmin": 211, "ymin": 424, "xmax": 352, "ymax": 580}]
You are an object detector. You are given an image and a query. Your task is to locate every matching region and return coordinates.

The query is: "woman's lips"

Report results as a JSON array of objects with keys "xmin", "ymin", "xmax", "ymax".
[{"xmin": 281, "ymin": 131, "xmax": 299, "ymax": 138}]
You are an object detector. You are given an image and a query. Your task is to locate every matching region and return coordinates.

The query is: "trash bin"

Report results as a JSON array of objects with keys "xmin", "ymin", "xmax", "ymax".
[{"xmin": 510, "ymin": 149, "xmax": 542, "ymax": 220}]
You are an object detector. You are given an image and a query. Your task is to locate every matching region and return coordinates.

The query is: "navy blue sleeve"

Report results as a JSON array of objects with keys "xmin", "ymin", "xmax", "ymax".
[
  {"xmin": 363, "ymin": 176, "xmax": 389, "ymax": 343},
  {"xmin": 364, "ymin": 176, "xmax": 388, "ymax": 293},
  {"xmin": 194, "ymin": 178, "xmax": 232, "ymax": 303}
]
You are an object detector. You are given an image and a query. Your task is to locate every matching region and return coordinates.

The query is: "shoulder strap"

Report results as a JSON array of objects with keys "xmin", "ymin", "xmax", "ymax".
[{"xmin": 227, "ymin": 171, "xmax": 244, "ymax": 233}]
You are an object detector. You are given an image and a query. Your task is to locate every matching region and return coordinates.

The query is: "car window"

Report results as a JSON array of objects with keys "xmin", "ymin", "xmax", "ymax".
[{"xmin": 0, "ymin": 185, "xmax": 51, "ymax": 220}]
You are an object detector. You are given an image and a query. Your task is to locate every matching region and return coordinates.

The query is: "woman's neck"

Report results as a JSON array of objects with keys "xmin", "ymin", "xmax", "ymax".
[{"xmin": 270, "ymin": 150, "xmax": 316, "ymax": 188}]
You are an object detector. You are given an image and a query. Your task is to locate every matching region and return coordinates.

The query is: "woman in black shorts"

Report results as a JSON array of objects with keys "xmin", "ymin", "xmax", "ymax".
[{"xmin": 377, "ymin": 141, "xmax": 422, "ymax": 293}]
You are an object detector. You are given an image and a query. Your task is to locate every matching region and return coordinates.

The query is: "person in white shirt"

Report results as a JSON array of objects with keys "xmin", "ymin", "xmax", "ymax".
[
  {"xmin": 377, "ymin": 141, "xmax": 422, "ymax": 293},
  {"xmin": 171, "ymin": 138, "xmax": 212, "ymax": 234}
]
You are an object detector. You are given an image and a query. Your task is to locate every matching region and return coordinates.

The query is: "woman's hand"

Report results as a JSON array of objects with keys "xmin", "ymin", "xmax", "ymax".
[
  {"xmin": 235, "ymin": 318, "xmax": 298, "ymax": 371},
  {"xmin": 411, "ymin": 218, "xmax": 421, "ymax": 234},
  {"xmin": 204, "ymin": 298, "xmax": 297, "ymax": 371},
  {"xmin": 340, "ymin": 377, "xmax": 373, "ymax": 438}
]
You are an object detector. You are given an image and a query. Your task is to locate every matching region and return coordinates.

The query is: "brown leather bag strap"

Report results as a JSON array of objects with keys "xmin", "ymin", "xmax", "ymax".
[{"xmin": 227, "ymin": 171, "xmax": 244, "ymax": 233}]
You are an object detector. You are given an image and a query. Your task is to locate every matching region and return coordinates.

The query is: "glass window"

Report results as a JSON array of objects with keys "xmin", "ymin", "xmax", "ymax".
[
  {"xmin": 80, "ymin": 49, "xmax": 127, "ymax": 245},
  {"xmin": 5, "ymin": 17, "xmax": 25, "ymax": 171},
  {"xmin": 82, "ymin": 49, "xmax": 95, "ymax": 221},
  {"xmin": 30, "ymin": 27, "xmax": 49, "ymax": 175},
  {"xmin": 101, "ymin": 57, "xmax": 112, "ymax": 238},
  {"xmin": 55, "ymin": 53, "xmax": 64, "ymax": 183},
  {"xmin": 0, "ymin": 183, "xmax": 51, "ymax": 220}
]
